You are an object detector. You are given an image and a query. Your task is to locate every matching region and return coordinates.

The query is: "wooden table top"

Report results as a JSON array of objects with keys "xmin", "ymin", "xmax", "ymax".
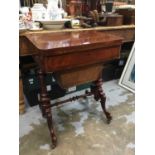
[
  {"xmin": 25, "ymin": 30, "xmax": 123, "ymax": 52},
  {"xmin": 20, "ymin": 25, "xmax": 134, "ymax": 56}
]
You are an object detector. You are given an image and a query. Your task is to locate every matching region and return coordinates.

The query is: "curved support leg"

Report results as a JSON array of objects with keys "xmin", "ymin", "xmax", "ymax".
[
  {"xmin": 38, "ymin": 70, "xmax": 57, "ymax": 148},
  {"xmin": 91, "ymin": 78, "xmax": 112, "ymax": 124}
]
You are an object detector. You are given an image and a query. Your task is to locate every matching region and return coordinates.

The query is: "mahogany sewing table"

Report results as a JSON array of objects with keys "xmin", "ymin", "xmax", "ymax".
[{"xmin": 20, "ymin": 30, "xmax": 123, "ymax": 148}]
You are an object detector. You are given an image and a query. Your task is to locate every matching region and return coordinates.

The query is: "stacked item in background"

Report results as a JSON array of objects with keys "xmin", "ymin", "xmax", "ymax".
[
  {"xmin": 19, "ymin": 0, "xmax": 135, "ymax": 31},
  {"xmin": 115, "ymin": 5, "xmax": 135, "ymax": 25}
]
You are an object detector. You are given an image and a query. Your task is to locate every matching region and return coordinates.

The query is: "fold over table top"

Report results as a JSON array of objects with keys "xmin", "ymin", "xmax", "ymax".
[{"xmin": 25, "ymin": 30, "xmax": 123, "ymax": 52}]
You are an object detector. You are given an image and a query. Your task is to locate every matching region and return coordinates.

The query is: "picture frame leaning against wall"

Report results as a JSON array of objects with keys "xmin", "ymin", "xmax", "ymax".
[{"xmin": 119, "ymin": 42, "xmax": 135, "ymax": 93}]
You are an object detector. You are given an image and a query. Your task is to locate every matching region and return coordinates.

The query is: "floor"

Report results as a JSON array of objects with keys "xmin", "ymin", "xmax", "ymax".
[{"xmin": 19, "ymin": 80, "xmax": 135, "ymax": 155}]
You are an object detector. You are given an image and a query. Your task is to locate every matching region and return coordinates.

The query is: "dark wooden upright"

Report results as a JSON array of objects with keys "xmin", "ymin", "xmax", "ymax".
[{"xmin": 20, "ymin": 30, "xmax": 123, "ymax": 148}]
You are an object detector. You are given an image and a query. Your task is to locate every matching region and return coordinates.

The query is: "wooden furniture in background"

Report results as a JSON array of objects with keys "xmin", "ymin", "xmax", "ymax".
[
  {"xmin": 20, "ymin": 30, "xmax": 123, "ymax": 148},
  {"xmin": 115, "ymin": 8, "xmax": 135, "ymax": 25},
  {"xmin": 19, "ymin": 71, "xmax": 25, "ymax": 114},
  {"xmin": 106, "ymin": 14, "xmax": 123, "ymax": 26}
]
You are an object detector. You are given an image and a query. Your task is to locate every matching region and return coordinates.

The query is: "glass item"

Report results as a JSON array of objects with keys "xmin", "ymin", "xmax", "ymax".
[
  {"xmin": 105, "ymin": 0, "xmax": 114, "ymax": 13},
  {"xmin": 47, "ymin": 0, "xmax": 65, "ymax": 20}
]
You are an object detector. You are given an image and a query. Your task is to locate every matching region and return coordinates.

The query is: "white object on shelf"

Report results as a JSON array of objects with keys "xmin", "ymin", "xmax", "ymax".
[
  {"xmin": 20, "ymin": 7, "xmax": 29, "ymax": 15},
  {"xmin": 29, "ymin": 28, "xmax": 43, "ymax": 31},
  {"xmin": 31, "ymin": 3, "xmax": 47, "ymax": 21},
  {"xmin": 47, "ymin": 0, "xmax": 65, "ymax": 20},
  {"xmin": 115, "ymin": 5, "xmax": 135, "ymax": 9},
  {"xmin": 38, "ymin": 19, "xmax": 70, "ymax": 29}
]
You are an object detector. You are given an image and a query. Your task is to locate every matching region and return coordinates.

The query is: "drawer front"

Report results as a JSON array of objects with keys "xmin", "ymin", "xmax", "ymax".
[
  {"xmin": 44, "ymin": 45, "xmax": 121, "ymax": 72},
  {"xmin": 54, "ymin": 64, "xmax": 103, "ymax": 88}
]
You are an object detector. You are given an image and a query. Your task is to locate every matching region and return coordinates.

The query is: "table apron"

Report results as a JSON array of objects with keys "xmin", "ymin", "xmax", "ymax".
[{"xmin": 41, "ymin": 45, "xmax": 121, "ymax": 72}]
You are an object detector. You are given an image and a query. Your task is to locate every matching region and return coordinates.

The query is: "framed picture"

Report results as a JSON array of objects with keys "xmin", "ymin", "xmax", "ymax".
[{"xmin": 119, "ymin": 43, "xmax": 135, "ymax": 93}]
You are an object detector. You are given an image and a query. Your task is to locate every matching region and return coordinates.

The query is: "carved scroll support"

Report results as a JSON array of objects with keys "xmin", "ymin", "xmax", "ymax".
[{"xmin": 91, "ymin": 78, "xmax": 112, "ymax": 124}]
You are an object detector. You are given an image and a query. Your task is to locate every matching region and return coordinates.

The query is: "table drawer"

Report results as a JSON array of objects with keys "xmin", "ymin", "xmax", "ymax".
[
  {"xmin": 54, "ymin": 64, "xmax": 103, "ymax": 88},
  {"xmin": 44, "ymin": 45, "xmax": 121, "ymax": 72}
]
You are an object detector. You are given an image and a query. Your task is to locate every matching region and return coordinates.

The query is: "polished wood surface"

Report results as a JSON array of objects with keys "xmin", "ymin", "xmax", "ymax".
[
  {"xmin": 38, "ymin": 70, "xmax": 57, "ymax": 147},
  {"xmin": 25, "ymin": 31, "xmax": 123, "ymax": 51},
  {"xmin": 19, "ymin": 25, "xmax": 135, "ymax": 56},
  {"xmin": 25, "ymin": 31, "xmax": 122, "ymax": 72},
  {"xmin": 20, "ymin": 30, "xmax": 123, "ymax": 148}
]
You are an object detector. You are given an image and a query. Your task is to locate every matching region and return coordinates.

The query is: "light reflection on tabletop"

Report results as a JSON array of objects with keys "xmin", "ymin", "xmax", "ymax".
[{"xmin": 25, "ymin": 31, "xmax": 122, "ymax": 50}]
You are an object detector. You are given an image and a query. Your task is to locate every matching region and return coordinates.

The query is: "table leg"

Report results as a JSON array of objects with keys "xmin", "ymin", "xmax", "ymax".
[
  {"xmin": 91, "ymin": 78, "xmax": 112, "ymax": 124},
  {"xmin": 38, "ymin": 70, "xmax": 57, "ymax": 148}
]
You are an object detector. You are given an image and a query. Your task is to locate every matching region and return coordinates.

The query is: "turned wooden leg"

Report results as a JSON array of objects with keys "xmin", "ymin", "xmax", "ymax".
[
  {"xmin": 91, "ymin": 78, "xmax": 112, "ymax": 124},
  {"xmin": 38, "ymin": 70, "xmax": 57, "ymax": 148},
  {"xmin": 37, "ymin": 73, "xmax": 46, "ymax": 118}
]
